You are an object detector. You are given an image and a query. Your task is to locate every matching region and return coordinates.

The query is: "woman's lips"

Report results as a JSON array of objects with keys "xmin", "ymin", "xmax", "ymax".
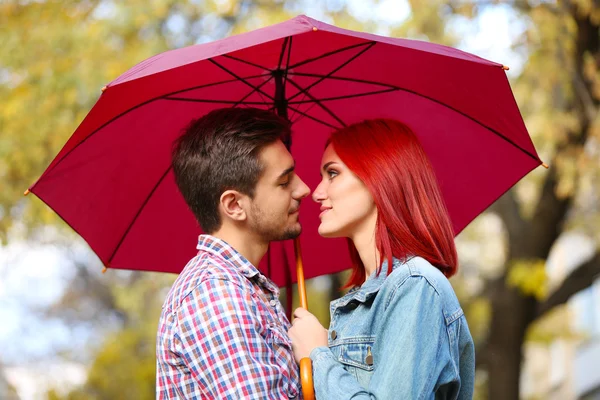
[{"xmin": 319, "ymin": 208, "xmax": 331, "ymax": 218}]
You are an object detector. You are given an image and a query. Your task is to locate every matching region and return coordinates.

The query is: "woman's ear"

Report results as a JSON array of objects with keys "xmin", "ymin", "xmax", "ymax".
[{"xmin": 219, "ymin": 190, "xmax": 248, "ymax": 222}]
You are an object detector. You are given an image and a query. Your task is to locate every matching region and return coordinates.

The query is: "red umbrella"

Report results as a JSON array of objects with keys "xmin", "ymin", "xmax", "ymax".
[
  {"xmin": 27, "ymin": 14, "xmax": 544, "ymax": 284},
  {"xmin": 27, "ymin": 15, "xmax": 545, "ymax": 399}
]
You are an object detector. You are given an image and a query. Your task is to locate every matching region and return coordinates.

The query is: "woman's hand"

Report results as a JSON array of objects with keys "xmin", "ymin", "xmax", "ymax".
[{"xmin": 288, "ymin": 307, "xmax": 329, "ymax": 363}]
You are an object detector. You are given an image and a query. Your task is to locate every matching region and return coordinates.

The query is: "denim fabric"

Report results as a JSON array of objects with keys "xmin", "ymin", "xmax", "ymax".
[{"xmin": 310, "ymin": 257, "xmax": 475, "ymax": 400}]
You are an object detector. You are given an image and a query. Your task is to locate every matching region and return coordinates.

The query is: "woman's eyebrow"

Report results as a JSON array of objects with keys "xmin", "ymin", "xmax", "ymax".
[
  {"xmin": 322, "ymin": 161, "xmax": 337, "ymax": 170},
  {"xmin": 319, "ymin": 161, "xmax": 338, "ymax": 177}
]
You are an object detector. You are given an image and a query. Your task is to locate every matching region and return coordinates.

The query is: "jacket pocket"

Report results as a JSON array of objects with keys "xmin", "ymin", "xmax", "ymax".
[
  {"xmin": 331, "ymin": 338, "xmax": 376, "ymax": 388},
  {"xmin": 336, "ymin": 338, "xmax": 376, "ymax": 371}
]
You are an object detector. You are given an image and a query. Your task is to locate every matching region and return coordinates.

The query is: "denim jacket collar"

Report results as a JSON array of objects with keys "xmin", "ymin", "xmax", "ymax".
[{"xmin": 332, "ymin": 257, "xmax": 408, "ymax": 309}]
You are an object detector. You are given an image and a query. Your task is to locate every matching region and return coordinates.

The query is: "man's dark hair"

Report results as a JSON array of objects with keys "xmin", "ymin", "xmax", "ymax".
[{"xmin": 172, "ymin": 107, "xmax": 291, "ymax": 233}]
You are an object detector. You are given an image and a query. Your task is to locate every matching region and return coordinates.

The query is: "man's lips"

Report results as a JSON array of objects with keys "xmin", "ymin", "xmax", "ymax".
[{"xmin": 289, "ymin": 202, "xmax": 301, "ymax": 214}]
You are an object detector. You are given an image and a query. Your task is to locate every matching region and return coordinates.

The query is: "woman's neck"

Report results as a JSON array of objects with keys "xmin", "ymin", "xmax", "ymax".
[{"xmin": 351, "ymin": 217, "xmax": 380, "ymax": 277}]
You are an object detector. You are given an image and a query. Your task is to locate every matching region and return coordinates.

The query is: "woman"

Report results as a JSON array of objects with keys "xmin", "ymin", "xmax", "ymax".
[{"xmin": 288, "ymin": 119, "xmax": 475, "ymax": 399}]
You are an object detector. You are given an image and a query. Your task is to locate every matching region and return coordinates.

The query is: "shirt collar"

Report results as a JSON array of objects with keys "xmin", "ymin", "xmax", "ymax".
[{"xmin": 196, "ymin": 235, "xmax": 279, "ymax": 295}]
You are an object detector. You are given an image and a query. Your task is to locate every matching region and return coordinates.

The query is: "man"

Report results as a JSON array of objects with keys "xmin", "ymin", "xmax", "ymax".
[{"xmin": 156, "ymin": 107, "xmax": 310, "ymax": 399}]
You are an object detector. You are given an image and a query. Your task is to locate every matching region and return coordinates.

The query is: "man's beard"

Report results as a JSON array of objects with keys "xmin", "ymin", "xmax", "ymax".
[{"xmin": 249, "ymin": 203, "xmax": 301, "ymax": 242}]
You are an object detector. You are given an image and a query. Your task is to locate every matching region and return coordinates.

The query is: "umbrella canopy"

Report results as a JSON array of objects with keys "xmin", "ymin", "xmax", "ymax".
[{"xmin": 29, "ymin": 15, "xmax": 543, "ymax": 286}]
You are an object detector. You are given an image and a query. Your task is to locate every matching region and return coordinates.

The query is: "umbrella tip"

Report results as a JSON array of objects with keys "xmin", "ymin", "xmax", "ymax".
[
  {"xmin": 101, "ymin": 85, "xmax": 107, "ymax": 92},
  {"xmin": 24, "ymin": 189, "xmax": 30, "ymax": 196},
  {"xmin": 542, "ymin": 162, "xmax": 549, "ymax": 169},
  {"xmin": 502, "ymin": 65, "xmax": 510, "ymax": 71},
  {"xmin": 312, "ymin": 26, "xmax": 318, "ymax": 32},
  {"xmin": 102, "ymin": 266, "xmax": 108, "ymax": 273}
]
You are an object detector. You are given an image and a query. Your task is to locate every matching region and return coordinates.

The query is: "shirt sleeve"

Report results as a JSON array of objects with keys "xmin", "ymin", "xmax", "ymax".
[
  {"xmin": 310, "ymin": 276, "xmax": 453, "ymax": 400},
  {"xmin": 174, "ymin": 277, "xmax": 292, "ymax": 399}
]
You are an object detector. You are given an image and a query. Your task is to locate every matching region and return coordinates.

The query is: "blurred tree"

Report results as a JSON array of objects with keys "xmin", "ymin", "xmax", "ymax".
[
  {"xmin": 0, "ymin": 2, "xmax": 361, "ymax": 398},
  {"xmin": 0, "ymin": 0, "xmax": 298, "ymax": 243},
  {"xmin": 0, "ymin": 362, "xmax": 20, "ymax": 400},
  {"xmin": 400, "ymin": 1, "xmax": 600, "ymax": 399},
  {"xmin": 5, "ymin": 0, "xmax": 599, "ymax": 399},
  {"xmin": 46, "ymin": 272, "xmax": 166, "ymax": 400}
]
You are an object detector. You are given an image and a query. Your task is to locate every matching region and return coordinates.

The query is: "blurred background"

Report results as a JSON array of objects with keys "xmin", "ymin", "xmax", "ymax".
[{"xmin": 1, "ymin": 0, "xmax": 599, "ymax": 399}]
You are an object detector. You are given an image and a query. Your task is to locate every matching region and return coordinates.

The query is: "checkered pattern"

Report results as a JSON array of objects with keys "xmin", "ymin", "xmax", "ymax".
[{"xmin": 156, "ymin": 235, "xmax": 301, "ymax": 399}]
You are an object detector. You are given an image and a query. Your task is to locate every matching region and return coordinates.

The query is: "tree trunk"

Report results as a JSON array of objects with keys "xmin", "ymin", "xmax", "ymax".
[{"xmin": 487, "ymin": 279, "xmax": 536, "ymax": 400}]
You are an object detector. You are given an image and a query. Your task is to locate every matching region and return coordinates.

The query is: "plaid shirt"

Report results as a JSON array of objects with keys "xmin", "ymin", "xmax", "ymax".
[{"xmin": 156, "ymin": 235, "xmax": 301, "ymax": 399}]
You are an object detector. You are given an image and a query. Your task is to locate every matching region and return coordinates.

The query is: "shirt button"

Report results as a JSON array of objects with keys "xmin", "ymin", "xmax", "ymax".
[
  {"xmin": 330, "ymin": 330, "xmax": 337, "ymax": 340},
  {"xmin": 269, "ymin": 299, "xmax": 278, "ymax": 307},
  {"xmin": 259, "ymin": 275, "xmax": 266, "ymax": 282}
]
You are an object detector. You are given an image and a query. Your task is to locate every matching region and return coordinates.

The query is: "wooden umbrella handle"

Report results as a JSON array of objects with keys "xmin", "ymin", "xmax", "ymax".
[{"xmin": 294, "ymin": 237, "xmax": 315, "ymax": 400}]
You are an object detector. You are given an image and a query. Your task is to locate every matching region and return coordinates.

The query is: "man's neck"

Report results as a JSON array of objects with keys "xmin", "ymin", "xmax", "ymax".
[{"xmin": 211, "ymin": 227, "xmax": 268, "ymax": 267}]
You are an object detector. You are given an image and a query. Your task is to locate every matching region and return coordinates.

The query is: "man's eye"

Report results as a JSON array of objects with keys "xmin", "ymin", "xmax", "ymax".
[{"xmin": 280, "ymin": 180, "xmax": 290, "ymax": 187}]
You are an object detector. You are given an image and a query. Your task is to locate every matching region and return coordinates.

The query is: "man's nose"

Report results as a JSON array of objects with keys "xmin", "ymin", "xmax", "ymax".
[{"xmin": 294, "ymin": 176, "xmax": 310, "ymax": 200}]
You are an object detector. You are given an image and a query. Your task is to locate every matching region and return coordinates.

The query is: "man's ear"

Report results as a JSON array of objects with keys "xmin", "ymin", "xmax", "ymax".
[{"xmin": 219, "ymin": 190, "xmax": 248, "ymax": 222}]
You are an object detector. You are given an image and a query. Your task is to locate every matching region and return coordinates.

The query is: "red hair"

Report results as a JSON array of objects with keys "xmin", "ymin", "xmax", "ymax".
[{"xmin": 330, "ymin": 119, "xmax": 458, "ymax": 287}]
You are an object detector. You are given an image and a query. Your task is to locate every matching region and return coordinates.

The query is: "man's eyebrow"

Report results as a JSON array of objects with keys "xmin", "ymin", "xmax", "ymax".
[{"xmin": 277, "ymin": 164, "xmax": 295, "ymax": 179}]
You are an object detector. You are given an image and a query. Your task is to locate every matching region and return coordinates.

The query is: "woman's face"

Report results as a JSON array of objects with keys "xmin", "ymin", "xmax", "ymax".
[{"xmin": 312, "ymin": 144, "xmax": 377, "ymax": 239}]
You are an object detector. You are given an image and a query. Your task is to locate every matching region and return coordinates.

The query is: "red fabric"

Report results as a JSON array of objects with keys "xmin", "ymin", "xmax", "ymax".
[{"xmin": 30, "ymin": 15, "xmax": 541, "ymax": 284}]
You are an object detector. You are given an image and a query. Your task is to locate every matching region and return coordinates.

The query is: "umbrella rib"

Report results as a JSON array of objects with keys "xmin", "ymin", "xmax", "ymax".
[
  {"xmin": 209, "ymin": 59, "xmax": 275, "ymax": 101},
  {"xmin": 233, "ymin": 74, "xmax": 275, "ymax": 108},
  {"xmin": 36, "ymin": 75, "xmax": 273, "ymax": 182},
  {"xmin": 287, "ymin": 42, "xmax": 376, "ymax": 102},
  {"xmin": 282, "ymin": 36, "xmax": 293, "ymax": 88},
  {"xmin": 165, "ymin": 73, "xmax": 271, "ymax": 96},
  {"xmin": 289, "ymin": 88, "xmax": 398, "ymax": 104},
  {"xmin": 167, "ymin": 76, "xmax": 276, "ymax": 108},
  {"xmin": 288, "ymin": 88, "xmax": 399, "ymax": 104},
  {"xmin": 288, "ymin": 41, "xmax": 376, "ymax": 70},
  {"xmin": 108, "ymin": 165, "xmax": 173, "ymax": 265},
  {"xmin": 213, "ymin": 59, "xmax": 273, "ymax": 106},
  {"xmin": 289, "ymin": 73, "xmax": 541, "ymax": 163},
  {"xmin": 286, "ymin": 76, "xmax": 347, "ymax": 128},
  {"xmin": 222, "ymin": 54, "xmax": 271, "ymax": 72},
  {"xmin": 164, "ymin": 98, "xmax": 272, "ymax": 105},
  {"xmin": 278, "ymin": 37, "xmax": 290, "ymax": 70},
  {"xmin": 283, "ymin": 37, "xmax": 297, "ymax": 121},
  {"xmin": 288, "ymin": 71, "xmax": 396, "ymax": 89},
  {"xmin": 287, "ymin": 104, "xmax": 342, "ymax": 130}
]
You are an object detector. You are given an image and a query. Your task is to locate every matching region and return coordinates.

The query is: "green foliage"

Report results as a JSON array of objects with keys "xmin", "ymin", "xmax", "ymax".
[
  {"xmin": 0, "ymin": 0, "xmax": 295, "ymax": 243},
  {"xmin": 526, "ymin": 305, "xmax": 583, "ymax": 344},
  {"xmin": 506, "ymin": 259, "xmax": 548, "ymax": 300},
  {"xmin": 2, "ymin": 1, "xmax": 598, "ymax": 399},
  {"xmin": 47, "ymin": 272, "xmax": 171, "ymax": 399},
  {"xmin": 48, "ymin": 327, "xmax": 156, "ymax": 400}
]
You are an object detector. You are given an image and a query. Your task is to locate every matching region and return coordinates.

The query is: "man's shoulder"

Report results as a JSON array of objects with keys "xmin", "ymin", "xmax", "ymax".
[
  {"xmin": 186, "ymin": 251, "xmax": 246, "ymax": 281},
  {"xmin": 163, "ymin": 252, "xmax": 251, "ymax": 311}
]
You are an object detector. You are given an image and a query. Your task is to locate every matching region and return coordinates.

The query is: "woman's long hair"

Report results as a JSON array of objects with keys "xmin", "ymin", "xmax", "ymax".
[{"xmin": 330, "ymin": 119, "xmax": 457, "ymax": 287}]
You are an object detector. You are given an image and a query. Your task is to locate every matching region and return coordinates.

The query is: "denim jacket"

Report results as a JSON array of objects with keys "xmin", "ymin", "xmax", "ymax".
[{"xmin": 309, "ymin": 256, "xmax": 475, "ymax": 400}]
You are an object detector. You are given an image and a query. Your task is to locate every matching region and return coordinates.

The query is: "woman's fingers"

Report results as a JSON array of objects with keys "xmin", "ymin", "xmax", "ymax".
[{"xmin": 293, "ymin": 307, "xmax": 310, "ymax": 319}]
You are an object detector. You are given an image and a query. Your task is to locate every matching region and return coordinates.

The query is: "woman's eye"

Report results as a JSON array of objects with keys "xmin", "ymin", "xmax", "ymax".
[{"xmin": 327, "ymin": 169, "xmax": 338, "ymax": 179}]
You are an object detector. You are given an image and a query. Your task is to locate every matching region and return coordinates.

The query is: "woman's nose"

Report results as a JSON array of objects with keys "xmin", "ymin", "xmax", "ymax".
[{"xmin": 312, "ymin": 180, "xmax": 327, "ymax": 203}]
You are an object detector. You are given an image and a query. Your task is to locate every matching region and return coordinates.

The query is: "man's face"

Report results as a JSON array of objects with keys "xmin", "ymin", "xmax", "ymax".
[{"xmin": 247, "ymin": 140, "xmax": 310, "ymax": 242}]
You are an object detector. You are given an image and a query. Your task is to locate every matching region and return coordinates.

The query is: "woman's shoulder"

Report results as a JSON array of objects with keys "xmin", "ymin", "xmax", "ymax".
[
  {"xmin": 386, "ymin": 256, "xmax": 447, "ymax": 286},
  {"xmin": 386, "ymin": 257, "xmax": 463, "ymax": 320}
]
